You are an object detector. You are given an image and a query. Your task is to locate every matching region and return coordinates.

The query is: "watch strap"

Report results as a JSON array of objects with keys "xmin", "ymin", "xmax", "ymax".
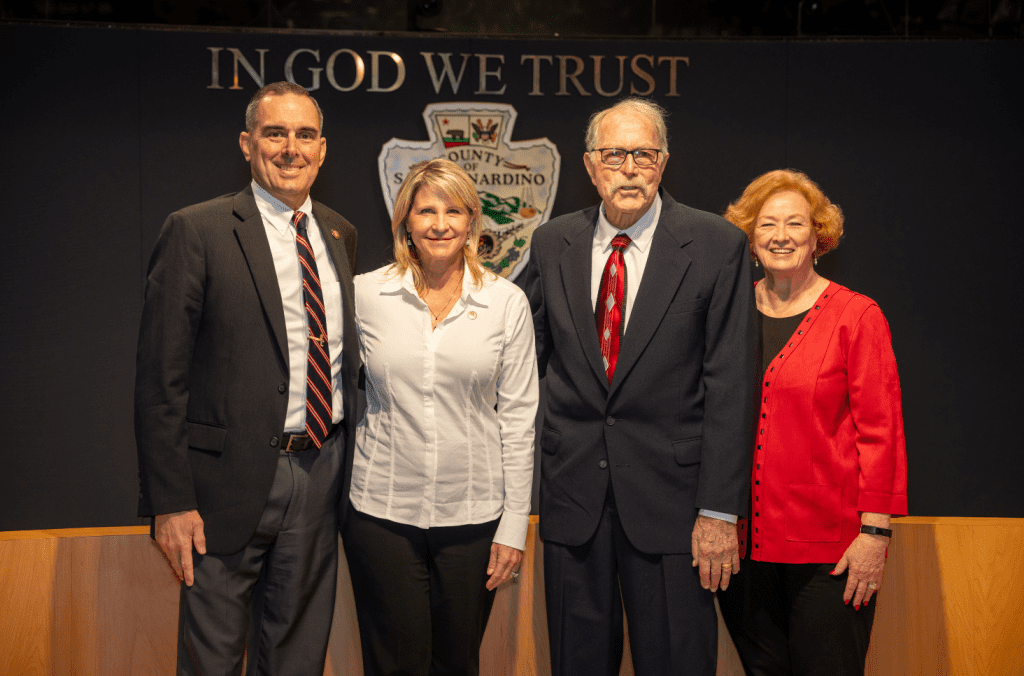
[{"xmin": 860, "ymin": 524, "xmax": 893, "ymax": 537}]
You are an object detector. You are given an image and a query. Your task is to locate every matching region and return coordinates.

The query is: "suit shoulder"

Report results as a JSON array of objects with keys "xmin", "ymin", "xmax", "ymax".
[
  {"xmin": 313, "ymin": 200, "xmax": 356, "ymax": 231},
  {"xmin": 533, "ymin": 206, "xmax": 598, "ymax": 247},
  {"xmin": 672, "ymin": 201, "xmax": 747, "ymax": 246},
  {"xmin": 169, "ymin": 192, "xmax": 239, "ymax": 221}
]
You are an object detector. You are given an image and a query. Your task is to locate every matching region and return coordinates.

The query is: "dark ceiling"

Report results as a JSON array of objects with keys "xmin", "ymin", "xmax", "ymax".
[{"xmin": 3, "ymin": 0, "xmax": 1021, "ymax": 37}]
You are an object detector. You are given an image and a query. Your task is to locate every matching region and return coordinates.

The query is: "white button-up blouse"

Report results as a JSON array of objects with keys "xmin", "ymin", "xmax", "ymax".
[{"xmin": 350, "ymin": 264, "xmax": 538, "ymax": 550}]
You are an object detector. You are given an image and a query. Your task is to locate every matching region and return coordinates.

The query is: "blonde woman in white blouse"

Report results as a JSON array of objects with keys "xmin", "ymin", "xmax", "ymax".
[{"xmin": 343, "ymin": 159, "xmax": 538, "ymax": 676}]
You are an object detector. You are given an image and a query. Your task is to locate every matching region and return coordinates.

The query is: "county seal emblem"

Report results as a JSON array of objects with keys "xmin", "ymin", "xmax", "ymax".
[{"xmin": 379, "ymin": 102, "xmax": 560, "ymax": 280}]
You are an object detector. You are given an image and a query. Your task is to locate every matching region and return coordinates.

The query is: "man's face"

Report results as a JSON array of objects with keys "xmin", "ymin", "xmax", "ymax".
[
  {"xmin": 583, "ymin": 108, "xmax": 668, "ymax": 229},
  {"xmin": 239, "ymin": 93, "xmax": 326, "ymax": 210}
]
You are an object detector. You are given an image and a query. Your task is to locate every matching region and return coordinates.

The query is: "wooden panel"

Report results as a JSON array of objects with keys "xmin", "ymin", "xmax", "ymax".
[
  {"xmin": 0, "ymin": 537, "xmax": 59, "ymax": 675},
  {"xmin": 866, "ymin": 518, "xmax": 1024, "ymax": 676},
  {"xmin": 3, "ymin": 518, "xmax": 1023, "ymax": 676}
]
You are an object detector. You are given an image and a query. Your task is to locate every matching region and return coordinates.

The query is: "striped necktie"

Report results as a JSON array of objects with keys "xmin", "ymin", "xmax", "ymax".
[
  {"xmin": 293, "ymin": 211, "xmax": 332, "ymax": 448},
  {"xmin": 596, "ymin": 233, "xmax": 631, "ymax": 384}
]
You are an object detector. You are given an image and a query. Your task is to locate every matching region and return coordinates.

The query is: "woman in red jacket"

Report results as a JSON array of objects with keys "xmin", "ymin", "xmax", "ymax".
[{"xmin": 716, "ymin": 169, "xmax": 908, "ymax": 676}]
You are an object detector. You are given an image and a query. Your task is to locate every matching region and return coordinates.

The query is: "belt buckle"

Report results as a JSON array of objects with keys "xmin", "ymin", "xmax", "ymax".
[{"xmin": 283, "ymin": 433, "xmax": 308, "ymax": 452}]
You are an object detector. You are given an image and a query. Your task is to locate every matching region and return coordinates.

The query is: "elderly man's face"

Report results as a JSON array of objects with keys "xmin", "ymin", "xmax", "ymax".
[
  {"xmin": 584, "ymin": 108, "xmax": 668, "ymax": 229},
  {"xmin": 239, "ymin": 93, "xmax": 326, "ymax": 211}
]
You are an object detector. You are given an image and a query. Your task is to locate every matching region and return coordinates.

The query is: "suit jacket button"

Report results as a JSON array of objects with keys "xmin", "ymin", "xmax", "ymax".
[
  {"xmin": 270, "ymin": 437, "xmax": 280, "ymax": 448},
  {"xmin": 278, "ymin": 384, "xmax": 287, "ymax": 393},
  {"xmin": 606, "ymin": 416, "xmax": 615, "ymax": 426},
  {"xmin": 599, "ymin": 459, "xmax": 608, "ymax": 469}
]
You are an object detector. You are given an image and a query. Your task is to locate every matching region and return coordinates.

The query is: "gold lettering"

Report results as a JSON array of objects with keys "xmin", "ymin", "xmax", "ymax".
[
  {"xmin": 520, "ymin": 54, "xmax": 553, "ymax": 96},
  {"xmin": 207, "ymin": 47, "xmax": 224, "ymax": 89},
  {"xmin": 658, "ymin": 56, "xmax": 689, "ymax": 97},
  {"xmin": 475, "ymin": 54, "xmax": 506, "ymax": 95},
  {"xmin": 326, "ymin": 49, "xmax": 365, "ymax": 92},
  {"xmin": 629, "ymin": 54, "xmax": 655, "ymax": 96},
  {"xmin": 284, "ymin": 48, "xmax": 322, "ymax": 91},
  {"xmin": 556, "ymin": 55, "xmax": 590, "ymax": 96},
  {"xmin": 591, "ymin": 55, "xmax": 626, "ymax": 97},
  {"xmin": 227, "ymin": 48, "xmax": 267, "ymax": 90},
  {"xmin": 368, "ymin": 51, "xmax": 405, "ymax": 93},
  {"xmin": 421, "ymin": 52, "xmax": 471, "ymax": 94}
]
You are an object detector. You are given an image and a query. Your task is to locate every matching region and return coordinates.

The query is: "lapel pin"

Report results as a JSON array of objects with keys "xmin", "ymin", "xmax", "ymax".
[
  {"xmin": 331, "ymin": 229, "xmax": 340, "ymax": 240},
  {"xmin": 468, "ymin": 310, "xmax": 477, "ymax": 320}
]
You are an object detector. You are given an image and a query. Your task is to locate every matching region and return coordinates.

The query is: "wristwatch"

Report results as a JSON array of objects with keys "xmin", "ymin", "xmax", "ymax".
[{"xmin": 860, "ymin": 525, "xmax": 893, "ymax": 537}]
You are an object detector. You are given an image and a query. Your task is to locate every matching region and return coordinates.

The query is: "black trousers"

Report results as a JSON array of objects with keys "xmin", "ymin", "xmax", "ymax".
[
  {"xmin": 177, "ymin": 426, "xmax": 344, "ymax": 676},
  {"xmin": 544, "ymin": 491, "xmax": 717, "ymax": 676},
  {"xmin": 716, "ymin": 559, "xmax": 876, "ymax": 676},
  {"xmin": 342, "ymin": 506, "xmax": 499, "ymax": 676}
]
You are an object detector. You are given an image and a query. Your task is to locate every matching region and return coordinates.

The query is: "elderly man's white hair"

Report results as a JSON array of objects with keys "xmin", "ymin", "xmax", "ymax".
[{"xmin": 585, "ymin": 98, "xmax": 669, "ymax": 153}]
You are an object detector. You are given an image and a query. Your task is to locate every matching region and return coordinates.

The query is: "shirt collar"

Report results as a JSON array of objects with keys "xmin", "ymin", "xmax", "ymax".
[
  {"xmin": 381, "ymin": 261, "xmax": 489, "ymax": 306},
  {"xmin": 251, "ymin": 180, "xmax": 314, "ymax": 234},
  {"xmin": 595, "ymin": 192, "xmax": 662, "ymax": 254}
]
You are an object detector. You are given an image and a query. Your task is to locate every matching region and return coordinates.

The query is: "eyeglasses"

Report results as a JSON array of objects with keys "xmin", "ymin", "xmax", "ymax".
[{"xmin": 592, "ymin": 148, "xmax": 662, "ymax": 167}]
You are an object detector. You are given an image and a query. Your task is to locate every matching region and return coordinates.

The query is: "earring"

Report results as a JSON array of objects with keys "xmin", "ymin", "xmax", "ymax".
[
  {"xmin": 754, "ymin": 259, "xmax": 759, "ymax": 267},
  {"xmin": 406, "ymin": 232, "xmax": 414, "ymax": 248},
  {"xmin": 813, "ymin": 256, "xmax": 818, "ymax": 266}
]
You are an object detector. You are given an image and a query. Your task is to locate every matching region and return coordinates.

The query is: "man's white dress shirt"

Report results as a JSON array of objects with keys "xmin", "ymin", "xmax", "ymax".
[
  {"xmin": 253, "ymin": 181, "xmax": 345, "ymax": 431},
  {"xmin": 350, "ymin": 264, "xmax": 538, "ymax": 550}
]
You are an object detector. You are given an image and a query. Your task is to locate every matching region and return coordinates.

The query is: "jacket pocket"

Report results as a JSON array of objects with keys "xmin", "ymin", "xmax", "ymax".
[
  {"xmin": 666, "ymin": 298, "xmax": 707, "ymax": 315},
  {"xmin": 187, "ymin": 420, "xmax": 227, "ymax": 455},
  {"xmin": 672, "ymin": 437, "xmax": 702, "ymax": 466},
  {"xmin": 783, "ymin": 483, "xmax": 842, "ymax": 542},
  {"xmin": 540, "ymin": 426, "xmax": 561, "ymax": 455}
]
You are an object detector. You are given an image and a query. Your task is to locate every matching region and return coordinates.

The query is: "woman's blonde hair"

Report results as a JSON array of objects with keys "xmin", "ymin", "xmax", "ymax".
[
  {"xmin": 724, "ymin": 169, "xmax": 844, "ymax": 261},
  {"xmin": 391, "ymin": 158, "xmax": 486, "ymax": 291}
]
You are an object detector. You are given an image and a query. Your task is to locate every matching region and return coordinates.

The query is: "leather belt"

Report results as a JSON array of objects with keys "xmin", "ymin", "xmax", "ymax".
[
  {"xmin": 281, "ymin": 431, "xmax": 316, "ymax": 452},
  {"xmin": 281, "ymin": 424, "xmax": 338, "ymax": 452}
]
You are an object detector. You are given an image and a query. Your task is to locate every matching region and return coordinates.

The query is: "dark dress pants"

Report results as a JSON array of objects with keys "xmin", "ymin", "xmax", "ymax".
[
  {"xmin": 544, "ymin": 489, "xmax": 718, "ymax": 676},
  {"xmin": 177, "ymin": 427, "xmax": 344, "ymax": 676},
  {"xmin": 342, "ymin": 506, "xmax": 499, "ymax": 676},
  {"xmin": 716, "ymin": 558, "xmax": 876, "ymax": 676}
]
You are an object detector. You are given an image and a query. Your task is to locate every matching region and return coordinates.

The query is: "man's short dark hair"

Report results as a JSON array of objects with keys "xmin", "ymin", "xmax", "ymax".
[{"xmin": 244, "ymin": 82, "xmax": 324, "ymax": 133}]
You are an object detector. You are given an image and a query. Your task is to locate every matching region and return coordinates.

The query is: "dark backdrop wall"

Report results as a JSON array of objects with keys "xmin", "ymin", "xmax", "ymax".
[{"xmin": 1, "ymin": 23, "xmax": 1021, "ymax": 531}]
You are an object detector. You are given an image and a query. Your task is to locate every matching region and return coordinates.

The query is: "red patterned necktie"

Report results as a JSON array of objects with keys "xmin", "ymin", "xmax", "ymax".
[
  {"xmin": 596, "ymin": 234, "xmax": 631, "ymax": 383},
  {"xmin": 293, "ymin": 211, "xmax": 332, "ymax": 448}
]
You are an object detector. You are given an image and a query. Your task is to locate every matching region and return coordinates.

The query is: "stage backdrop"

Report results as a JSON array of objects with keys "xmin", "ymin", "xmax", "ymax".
[{"xmin": 0, "ymin": 23, "xmax": 1021, "ymax": 531}]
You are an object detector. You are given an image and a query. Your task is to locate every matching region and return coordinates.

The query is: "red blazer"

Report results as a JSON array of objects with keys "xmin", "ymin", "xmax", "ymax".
[{"xmin": 739, "ymin": 282, "xmax": 908, "ymax": 564}]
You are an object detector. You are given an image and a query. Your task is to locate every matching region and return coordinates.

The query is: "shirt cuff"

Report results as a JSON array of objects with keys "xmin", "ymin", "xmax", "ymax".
[
  {"xmin": 493, "ymin": 510, "xmax": 530, "ymax": 551},
  {"xmin": 698, "ymin": 509, "xmax": 738, "ymax": 523}
]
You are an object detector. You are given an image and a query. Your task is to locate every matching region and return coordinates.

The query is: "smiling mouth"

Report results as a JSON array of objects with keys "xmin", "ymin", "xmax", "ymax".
[{"xmin": 769, "ymin": 248, "xmax": 795, "ymax": 254}]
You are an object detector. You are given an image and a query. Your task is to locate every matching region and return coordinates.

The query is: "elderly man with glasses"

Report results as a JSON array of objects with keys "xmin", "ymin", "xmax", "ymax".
[{"xmin": 517, "ymin": 98, "xmax": 758, "ymax": 676}]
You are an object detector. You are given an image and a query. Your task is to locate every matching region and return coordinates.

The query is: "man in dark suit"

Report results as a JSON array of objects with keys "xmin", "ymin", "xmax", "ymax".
[
  {"xmin": 135, "ymin": 82, "xmax": 358, "ymax": 675},
  {"xmin": 517, "ymin": 98, "xmax": 757, "ymax": 675}
]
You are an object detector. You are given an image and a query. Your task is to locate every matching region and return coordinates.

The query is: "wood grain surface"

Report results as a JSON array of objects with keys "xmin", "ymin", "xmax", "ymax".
[{"xmin": 2, "ymin": 518, "xmax": 1021, "ymax": 676}]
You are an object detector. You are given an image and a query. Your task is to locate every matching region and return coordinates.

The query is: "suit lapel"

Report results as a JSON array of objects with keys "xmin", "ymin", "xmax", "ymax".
[
  {"xmin": 232, "ymin": 187, "xmax": 289, "ymax": 363},
  {"xmin": 558, "ymin": 210, "xmax": 609, "ymax": 389},
  {"xmin": 609, "ymin": 197, "xmax": 693, "ymax": 395}
]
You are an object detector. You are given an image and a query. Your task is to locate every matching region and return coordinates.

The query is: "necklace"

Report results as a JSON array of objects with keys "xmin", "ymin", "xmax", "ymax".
[{"xmin": 425, "ymin": 271, "xmax": 463, "ymax": 328}]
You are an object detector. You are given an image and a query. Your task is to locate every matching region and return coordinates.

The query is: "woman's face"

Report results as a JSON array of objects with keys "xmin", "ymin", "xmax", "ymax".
[
  {"xmin": 406, "ymin": 185, "xmax": 471, "ymax": 269},
  {"xmin": 754, "ymin": 190, "xmax": 817, "ymax": 276}
]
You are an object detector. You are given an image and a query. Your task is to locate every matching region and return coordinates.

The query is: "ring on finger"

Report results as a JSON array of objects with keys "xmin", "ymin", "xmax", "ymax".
[
  {"xmin": 511, "ymin": 571, "xmax": 520, "ymax": 581},
  {"xmin": 722, "ymin": 563, "xmax": 733, "ymax": 569},
  {"xmin": 867, "ymin": 582, "xmax": 877, "ymax": 590}
]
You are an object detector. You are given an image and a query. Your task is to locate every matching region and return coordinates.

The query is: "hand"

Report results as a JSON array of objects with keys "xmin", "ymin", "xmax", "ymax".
[
  {"xmin": 485, "ymin": 543, "xmax": 523, "ymax": 590},
  {"xmin": 691, "ymin": 515, "xmax": 740, "ymax": 592},
  {"xmin": 154, "ymin": 509, "xmax": 206, "ymax": 586},
  {"xmin": 832, "ymin": 533, "xmax": 887, "ymax": 609}
]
